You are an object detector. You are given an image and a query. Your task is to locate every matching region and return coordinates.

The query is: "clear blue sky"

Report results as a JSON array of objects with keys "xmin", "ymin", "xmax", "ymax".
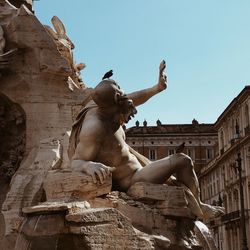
[{"xmin": 34, "ymin": 1, "xmax": 250, "ymax": 127}]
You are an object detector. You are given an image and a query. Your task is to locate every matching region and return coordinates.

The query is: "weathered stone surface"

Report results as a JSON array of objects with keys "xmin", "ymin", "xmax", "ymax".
[
  {"xmin": 0, "ymin": 1, "xmax": 91, "ymax": 152},
  {"xmin": 1, "ymin": 137, "xmax": 64, "ymax": 236},
  {"xmin": 44, "ymin": 169, "xmax": 112, "ymax": 201},
  {"xmin": 155, "ymin": 200, "xmax": 194, "ymax": 218},
  {"xmin": 66, "ymin": 208, "xmax": 153, "ymax": 250},
  {"xmin": 127, "ymin": 182, "xmax": 203, "ymax": 219},
  {"xmin": 127, "ymin": 182, "xmax": 186, "ymax": 201},
  {"xmin": 89, "ymin": 192, "xmax": 204, "ymax": 249},
  {"xmin": 127, "ymin": 182, "xmax": 196, "ymax": 218},
  {"xmin": 152, "ymin": 235, "xmax": 171, "ymax": 249},
  {"xmin": 21, "ymin": 213, "xmax": 67, "ymax": 237},
  {"xmin": 0, "ymin": 1, "xmax": 17, "ymax": 25},
  {"xmin": 4, "ymin": 187, "xmax": 207, "ymax": 249},
  {"xmin": 6, "ymin": 6, "xmax": 71, "ymax": 74},
  {"xmin": 18, "ymin": 206, "xmax": 153, "ymax": 250},
  {"xmin": 10, "ymin": 189, "xmax": 209, "ymax": 250},
  {"xmin": 66, "ymin": 207, "xmax": 129, "ymax": 225},
  {"xmin": 22, "ymin": 201, "xmax": 90, "ymax": 215}
]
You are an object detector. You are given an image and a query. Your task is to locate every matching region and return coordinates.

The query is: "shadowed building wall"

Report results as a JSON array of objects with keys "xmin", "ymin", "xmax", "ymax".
[{"xmin": 199, "ymin": 86, "xmax": 250, "ymax": 250}]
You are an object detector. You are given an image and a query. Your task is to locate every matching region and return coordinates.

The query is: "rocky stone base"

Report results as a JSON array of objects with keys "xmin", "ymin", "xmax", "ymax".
[
  {"xmin": 18, "ymin": 193, "xmax": 208, "ymax": 250},
  {"xmin": 19, "ymin": 205, "xmax": 152, "ymax": 250}
]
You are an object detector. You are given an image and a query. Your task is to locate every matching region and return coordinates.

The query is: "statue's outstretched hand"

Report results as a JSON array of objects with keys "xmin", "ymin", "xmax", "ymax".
[
  {"xmin": 157, "ymin": 60, "xmax": 167, "ymax": 92},
  {"xmin": 84, "ymin": 162, "xmax": 116, "ymax": 184}
]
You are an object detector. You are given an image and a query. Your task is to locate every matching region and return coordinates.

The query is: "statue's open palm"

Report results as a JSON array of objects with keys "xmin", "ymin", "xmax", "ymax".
[{"xmin": 158, "ymin": 60, "xmax": 167, "ymax": 91}]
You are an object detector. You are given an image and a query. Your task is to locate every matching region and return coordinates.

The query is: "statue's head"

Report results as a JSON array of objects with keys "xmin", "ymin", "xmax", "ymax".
[{"xmin": 92, "ymin": 79, "xmax": 137, "ymax": 123}]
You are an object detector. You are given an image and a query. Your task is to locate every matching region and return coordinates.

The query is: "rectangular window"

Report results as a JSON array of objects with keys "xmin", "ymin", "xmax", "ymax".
[
  {"xmin": 187, "ymin": 148, "xmax": 195, "ymax": 160},
  {"xmin": 168, "ymin": 149, "xmax": 175, "ymax": 155},
  {"xmin": 149, "ymin": 149, "xmax": 157, "ymax": 161},
  {"xmin": 207, "ymin": 148, "xmax": 214, "ymax": 160}
]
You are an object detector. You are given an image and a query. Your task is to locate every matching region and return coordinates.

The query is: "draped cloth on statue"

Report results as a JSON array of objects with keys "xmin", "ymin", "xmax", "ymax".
[
  {"xmin": 68, "ymin": 103, "xmax": 97, "ymax": 160},
  {"xmin": 68, "ymin": 102, "xmax": 151, "ymax": 166}
]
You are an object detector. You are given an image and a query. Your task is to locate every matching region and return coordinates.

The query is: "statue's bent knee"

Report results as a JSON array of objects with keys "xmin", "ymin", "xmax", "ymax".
[{"xmin": 171, "ymin": 153, "xmax": 193, "ymax": 171}]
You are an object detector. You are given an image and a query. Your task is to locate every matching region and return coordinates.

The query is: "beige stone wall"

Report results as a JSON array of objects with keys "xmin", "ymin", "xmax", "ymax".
[
  {"xmin": 0, "ymin": 4, "xmax": 92, "ymax": 152},
  {"xmin": 0, "ymin": 3, "xmax": 92, "ymax": 248}
]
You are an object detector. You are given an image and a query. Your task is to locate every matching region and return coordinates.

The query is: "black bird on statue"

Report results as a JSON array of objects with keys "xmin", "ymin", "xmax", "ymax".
[
  {"xmin": 175, "ymin": 142, "xmax": 185, "ymax": 153},
  {"xmin": 102, "ymin": 70, "xmax": 113, "ymax": 80}
]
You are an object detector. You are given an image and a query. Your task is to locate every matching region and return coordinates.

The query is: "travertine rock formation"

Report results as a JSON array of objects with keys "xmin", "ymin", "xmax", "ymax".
[
  {"xmin": 0, "ymin": 1, "xmax": 90, "ymax": 152},
  {"xmin": 44, "ymin": 169, "xmax": 112, "ymax": 201},
  {"xmin": 19, "ymin": 203, "xmax": 152, "ymax": 250},
  {"xmin": 0, "ymin": 1, "xmax": 90, "ymax": 248},
  {"xmin": 0, "ymin": 1, "xmax": 217, "ymax": 250},
  {"xmin": 16, "ymin": 189, "xmax": 215, "ymax": 250}
]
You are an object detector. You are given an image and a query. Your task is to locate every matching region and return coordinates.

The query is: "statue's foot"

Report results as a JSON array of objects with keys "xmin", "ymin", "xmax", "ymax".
[{"xmin": 200, "ymin": 203, "xmax": 225, "ymax": 219}]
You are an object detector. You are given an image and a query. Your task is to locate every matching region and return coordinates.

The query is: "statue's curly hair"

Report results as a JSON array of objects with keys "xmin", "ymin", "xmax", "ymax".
[{"xmin": 92, "ymin": 79, "xmax": 122, "ymax": 108}]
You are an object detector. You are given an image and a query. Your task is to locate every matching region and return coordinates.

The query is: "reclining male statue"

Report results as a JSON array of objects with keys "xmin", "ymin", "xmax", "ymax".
[{"xmin": 68, "ymin": 60, "xmax": 224, "ymax": 219}]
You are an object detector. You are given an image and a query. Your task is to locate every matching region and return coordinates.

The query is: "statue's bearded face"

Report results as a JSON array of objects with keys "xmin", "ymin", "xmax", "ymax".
[
  {"xmin": 92, "ymin": 80, "xmax": 137, "ymax": 124},
  {"xmin": 116, "ymin": 93, "xmax": 137, "ymax": 124}
]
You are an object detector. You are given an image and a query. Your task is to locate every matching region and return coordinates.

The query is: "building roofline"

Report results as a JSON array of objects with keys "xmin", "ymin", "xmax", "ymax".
[
  {"xmin": 126, "ymin": 123, "xmax": 217, "ymax": 136},
  {"xmin": 215, "ymin": 85, "xmax": 250, "ymax": 128}
]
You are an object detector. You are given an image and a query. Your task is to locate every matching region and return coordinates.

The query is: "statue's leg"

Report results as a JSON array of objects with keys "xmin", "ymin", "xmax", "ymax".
[
  {"xmin": 131, "ymin": 153, "xmax": 200, "ymax": 199},
  {"xmin": 131, "ymin": 153, "xmax": 225, "ymax": 219}
]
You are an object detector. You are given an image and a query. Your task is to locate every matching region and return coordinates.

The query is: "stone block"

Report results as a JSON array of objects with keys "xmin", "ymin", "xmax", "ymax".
[
  {"xmin": 127, "ymin": 182, "xmax": 196, "ymax": 218},
  {"xmin": 127, "ymin": 182, "xmax": 186, "ymax": 202},
  {"xmin": 66, "ymin": 208, "xmax": 152, "ymax": 249},
  {"xmin": 19, "ymin": 206, "xmax": 152, "ymax": 250},
  {"xmin": 43, "ymin": 169, "xmax": 112, "ymax": 201},
  {"xmin": 155, "ymin": 200, "xmax": 194, "ymax": 218},
  {"xmin": 22, "ymin": 201, "xmax": 90, "ymax": 215}
]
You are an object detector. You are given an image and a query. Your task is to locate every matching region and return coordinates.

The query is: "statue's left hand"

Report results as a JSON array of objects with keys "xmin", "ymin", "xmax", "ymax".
[{"xmin": 157, "ymin": 60, "xmax": 167, "ymax": 92}]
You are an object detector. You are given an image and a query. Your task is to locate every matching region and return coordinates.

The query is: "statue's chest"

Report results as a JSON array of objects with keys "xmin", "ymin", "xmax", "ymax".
[{"xmin": 102, "ymin": 127, "xmax": 125, "ymax": 152}]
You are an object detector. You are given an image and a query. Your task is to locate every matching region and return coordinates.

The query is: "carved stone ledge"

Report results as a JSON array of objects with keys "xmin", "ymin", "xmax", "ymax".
[
  {"xmin": 43, "ymin": 169, "xmax": 112, "ymax": 202},
  {"xmin": 127, "ymin": 182, "xmax": 194, "ymax": 218},
  {"xmin": 22, "ymin": 200, "xmax": 91, "ymax": 215}
]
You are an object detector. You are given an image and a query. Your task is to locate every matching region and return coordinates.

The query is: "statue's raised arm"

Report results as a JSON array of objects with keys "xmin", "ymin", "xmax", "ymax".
[{"xmin": 127, "ymin": 60, "xmax": 167, "ymax": 107}]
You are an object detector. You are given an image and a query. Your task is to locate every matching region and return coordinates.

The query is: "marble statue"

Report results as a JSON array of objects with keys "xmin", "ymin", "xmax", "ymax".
[{"xmin": 68, "ymin": 60, "xmax": 225, "ymax": 220}]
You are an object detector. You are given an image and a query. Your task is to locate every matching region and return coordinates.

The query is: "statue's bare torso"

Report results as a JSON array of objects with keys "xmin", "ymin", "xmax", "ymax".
[{"xmin": 73, "ymin": 106, "xmax": 142, "ymax": 190}]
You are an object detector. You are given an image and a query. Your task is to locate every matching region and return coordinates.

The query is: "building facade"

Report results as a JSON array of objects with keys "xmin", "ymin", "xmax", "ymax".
[
  {"xmin": 126, "ymin": 119, "xmax": 218, "ymax": 174},
  {"xmin": 199, "ymin": 86, "xmax": 250, "ymax": 250}
]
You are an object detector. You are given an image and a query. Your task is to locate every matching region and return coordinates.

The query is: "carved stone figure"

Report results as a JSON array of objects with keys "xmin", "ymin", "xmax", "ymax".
[
  {"xmin": 68, "ymin": 60, "xmax": 225, "ymax": 220},
  {"xmin": 44, "ymin": 16, "xmax": 86, "ymax": 88}
]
